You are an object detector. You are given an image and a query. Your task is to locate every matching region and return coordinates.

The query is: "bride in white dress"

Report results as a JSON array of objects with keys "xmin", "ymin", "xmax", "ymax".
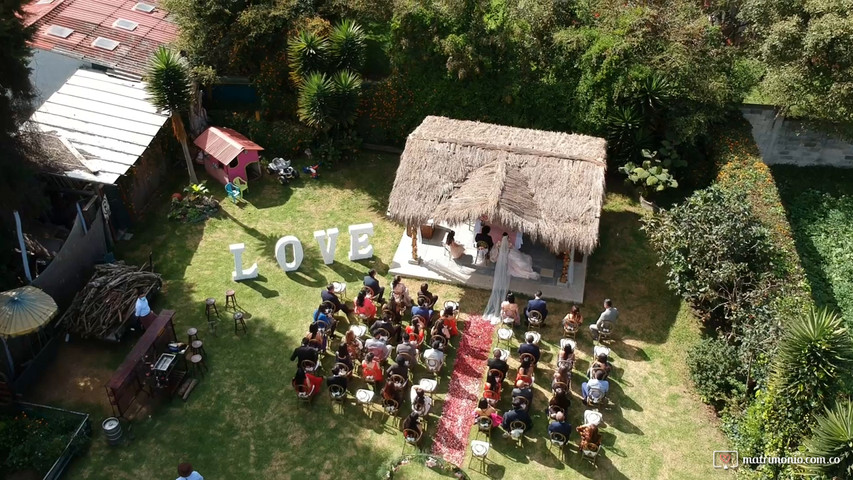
[{"xmin": 490, "ymin": 233, "xmax": 540, "ymax": 280}]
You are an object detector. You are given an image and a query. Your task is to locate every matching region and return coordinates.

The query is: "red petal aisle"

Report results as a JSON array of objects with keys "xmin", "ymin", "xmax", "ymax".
[{"xmin": 432, "ymin": 314, "xmax": 496, "ymax": 466}]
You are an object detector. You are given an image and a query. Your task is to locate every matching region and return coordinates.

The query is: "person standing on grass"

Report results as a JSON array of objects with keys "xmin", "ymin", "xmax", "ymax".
[
  {"xmin": 590, "ymin": 298, "xmax": 618, "ymax": 341},
  {"xmin": 177, "ymin": 463, "xmax": 203, "ymax": 480},
  {"xmin": 525, "ymin": 291, "xmax": 548, "ymax": 326},
  {"xmin": 133, "ymin": 288, "xmax": 156, "ymax": 331}
]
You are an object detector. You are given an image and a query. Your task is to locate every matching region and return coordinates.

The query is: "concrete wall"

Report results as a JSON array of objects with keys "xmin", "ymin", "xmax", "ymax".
[{"xmin": 741, "ymin": 105, "xmax": 853, "ymax": 168}]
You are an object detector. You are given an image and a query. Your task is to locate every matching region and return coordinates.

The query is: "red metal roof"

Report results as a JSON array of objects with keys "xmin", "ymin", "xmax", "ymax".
[
  {"xmin": 23, "ymin": 0, "xmax": 177, "ymax": 76},
  {"xmin": 194, "ymin": 127, "xmax": 264, "ymax": 165}
]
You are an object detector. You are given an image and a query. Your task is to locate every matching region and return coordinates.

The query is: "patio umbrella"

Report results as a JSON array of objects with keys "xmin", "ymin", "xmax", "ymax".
[{"xmin": 0, "ymin": 286, "xmax": 58, "ymax": 338}]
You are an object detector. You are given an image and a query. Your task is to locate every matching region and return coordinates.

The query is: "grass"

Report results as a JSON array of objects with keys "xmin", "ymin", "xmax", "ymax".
[
  {"xmin": 27, "ymin": 153, "xmax": 727, "ymax": 479},
  {"xmin": 772, "ymin": 165, "xmax": 853, "ymax": 328}
]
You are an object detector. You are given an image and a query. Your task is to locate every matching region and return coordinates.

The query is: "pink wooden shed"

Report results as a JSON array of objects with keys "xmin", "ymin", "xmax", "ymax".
[{"xmin": 194, "ymin": 127, "xmax": 264, "ymax": 186}]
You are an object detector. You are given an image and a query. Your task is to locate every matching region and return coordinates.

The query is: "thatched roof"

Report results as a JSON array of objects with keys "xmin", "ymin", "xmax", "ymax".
[{"xmin": 387, "ymin": 116, "xmax": 607, "ymax": 255}]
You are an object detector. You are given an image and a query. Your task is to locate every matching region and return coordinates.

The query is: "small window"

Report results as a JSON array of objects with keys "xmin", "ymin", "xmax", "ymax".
[
  {"xmin": 46, "ymin": 25, "xmax": 74, "ymax": 38},
  {"xmin": 112, "ymin": 19, "xmax": 139, "ymax": 31},
  {"xmin": 92, "ymin": 37, "xmax": 120, "ymax": 51},
  {"xmin": 228, "ymin": 158, "xmax": 239, "ymax": 169},
  {"xmin": 36, "ymin": 0, "xmax": 55, "ymax": 5},
  {"xmin": 132, "ymin": 2, "xmax": 155, "ymax": 13}
]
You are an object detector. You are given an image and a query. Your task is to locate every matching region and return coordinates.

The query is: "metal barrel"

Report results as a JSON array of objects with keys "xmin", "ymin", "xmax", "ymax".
[{"xmin": 102, "ymin": 417, "xmax": 122, "ymax": 446}]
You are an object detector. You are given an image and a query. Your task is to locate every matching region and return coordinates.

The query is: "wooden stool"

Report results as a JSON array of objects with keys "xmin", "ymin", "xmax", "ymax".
[
  {"xmin": 225, "ymin": 290, "xmax": 238, "ymax": 310},
  {"xmin": 205, "ymin": 298, "xmax": 219, "ymax": 334},
  {"xmin": 191, "ymin": 340, "xmax": 206, "ymax": 357},
  {"xmin": 187, "ymin": 327, "xmax": 200, "ymax": 344},
  {"xmin": 233, "ymin": 312, "xmax": 247, "ymax": 335},
  {"xmin": 190, "ymin": 354, "xmax": 207, "ymax": 378}
]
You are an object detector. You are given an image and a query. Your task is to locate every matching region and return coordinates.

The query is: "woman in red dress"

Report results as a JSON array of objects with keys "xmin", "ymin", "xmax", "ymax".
[{"xmin": 292, "ymin": 367, "xmax": 322, "ymax": 397}]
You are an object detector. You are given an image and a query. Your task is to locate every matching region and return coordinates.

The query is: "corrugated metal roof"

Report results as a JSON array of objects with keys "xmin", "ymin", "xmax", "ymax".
[
  {"xmin": 27, "ymin": 68, "xmax": 169, "ymax": 184},
  {"xmin": 194, "ymin": 127, "xmax": 264, "ymax": 165},
  {"xmin": 23, "ymin": 0, "xmax": 176, "ymax": 76}
]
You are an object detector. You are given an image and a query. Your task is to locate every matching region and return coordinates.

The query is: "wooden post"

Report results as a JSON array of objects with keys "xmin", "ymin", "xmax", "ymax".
[
  {"xmin": 408, "ymin": 225, "xmax": 420, "ymax": 264},
  {"xmin": 560, "ymin": 251, "xmax": 569, "ymax": 284},
  {"xmin": 568, "ymin": 248, "xmax": 576, "ymax": 285}
]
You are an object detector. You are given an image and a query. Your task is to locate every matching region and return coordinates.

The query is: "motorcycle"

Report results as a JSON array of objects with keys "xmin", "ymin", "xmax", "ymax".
[{"xmin": 266, "ymin": 157, "xmax": 300, "ymax": 185}]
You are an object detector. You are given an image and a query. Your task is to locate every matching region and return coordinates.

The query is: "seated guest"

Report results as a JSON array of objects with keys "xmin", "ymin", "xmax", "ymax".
[
  {"xmin": 502, "ymin": 397, "xmax": 533, "ymax": 435},
  {"xmin": 431, "ymin": 316, "xmax": 451, "ymax": 340},
  {"xmin": 391, "ymin": 275, "xmax": 413, "ymax": 307},
  {"xmin": 582, "ymin": 370, "xmax": 610, "ymax": 402},
  {"xmin": 405, "ymin": 319, "xmax": 425, "ymax": 345},
  {"xmin": 438, "ymin": 305, "xmax": 459, "ymax": 336},
  {"xmin": 562, "ymin": 305, "xmax": 583, "ymax": 334},
  {"xmin": 588, "ymin": 353, "xmax": 613, "ymax": 380},
  {"xmin": 577, "ymin": 422, "xmax": 603, "ymax": 452},
  {"xmin": 500, "ymin": 292, "xmax": 520, "ymax": 326},
  {"xmin": 371, "ymin": 316, "xmax": 399, "ymax": 343},
  {"xmin": 335, "ymin": 343, "xmax": 353, "ymax": 373},
  {"xmin": 365, "ymin": 332, "xmax": 393, "ymax": 363},
  {"xmin": 558, "ymin": 343, "xmax": 575, "ymax": 370},
  {"xmin": 363, "ymin": 269, "xmax": 385, "ymax": 303},
  {"xmin": 473, "ymin": 398, "xmax": 503, "ymax": 428},
  {"xmin": 444, "ymin": 230, "xmax": 465, "ymax": 260},
  {"xmin": 396, "ymin": 340, "xmax": 418, "ymax": 362},
  {"xmin": 411, "ymin": 297, "xmax": 433, "ymax": 324},
  {"xmin": 361, "ymin": 352, "xmax": 384, "ymax": 387},
  {"xmin": 590, "ymin": 298, "xmax": 618, "ymax": 341},
  {"xmin": 552, "ymin": 366, "xmax": 571, "ymax": 392},
  {"xmin": 321, "ymin": 284, "xmax": 351, "ymax": 315},
  {"xmin": 410, "ymin": 386, "xmax": 433, "ymax": 415},
  {"xmin": 483, "ymin": 370, "xmax": 502, "ymax": 404},
  {"xmin": 382, "ymin": 381, "xmax": 404, "ymax": 407},
  {"xmin": 548, "ymin": 411, "xmax": 573, "ymax": 440},
  {"xmin": 292, "ymin": 367, "xmax": 322, "ymax": 397},
  {"xmin": 304, "ymin": 323, "xmax": 326, "ymax": 352},
  {"xmin": 525, "ymin": 290, "xmax": 548, "ymax": 325},
  {"xmin": 484, "ymin": 351, "xmax": 507, "ymax": 378},
  {"xmin": 419, "ymin": 283, "xmax": 439, "ymax": 310},
  {"xmin": 423, "ymin": 340, "xmax": 446, "ymax": 368},
  {"xmin": 354, "ymin": 289, "xmax": 377, "ymax": 320},
  {"xmin": 518, "ymin": 335, "xmax": 541, "ymax": 364},
  {"xmin": 326, "ymin": 365, "xmax": 348, "ymax": 392},
  {"xmin": 475, "ymin": 225, "xmax": 494, "ymax": 254},
  {"xmin": 383, "ymin": 297, "xmax": 404, "ymax": 325},
  {"xmin": 345, "ymin": 330, "xmax": 363, "ymax": 360},
  {"xmin": 290, "ymin": 338, "xmax": 319, "ymax": 365},
  {"xmin": 402, "ymin": 412, "xmax": 422, "ymax": 439},
  {"xmin": 387, "ymin": 355, "xmax": 410, "ymax": 387},
  {"xmin": 516, "ymin": 357, "xmax": 535, "ymax": 385},
  {"xmin": 313, "ymin": 303, "xmax": 337, "ymax": 333},
  {"xmin": 511, "ymin": 379, "xmax": 533, "ymax": 405},
  {"xmin": 549, "ymin": 389, "xmax": 571, "ymax": 418}
]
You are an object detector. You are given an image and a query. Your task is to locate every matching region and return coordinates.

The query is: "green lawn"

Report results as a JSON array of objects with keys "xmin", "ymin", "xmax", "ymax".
[{"xmin": 28, "ymin": 153, "xmax": 727, "ymax": 479}]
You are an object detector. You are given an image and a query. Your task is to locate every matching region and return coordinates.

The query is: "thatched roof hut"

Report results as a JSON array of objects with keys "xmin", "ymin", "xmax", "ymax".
[{"xmin": 387, "ymin": 116, "xmax": 607, "ymax": 255}]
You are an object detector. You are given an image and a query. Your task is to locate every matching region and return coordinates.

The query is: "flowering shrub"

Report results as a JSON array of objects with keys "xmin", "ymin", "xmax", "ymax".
[{"xmin": 0, "ymin": 410, "xmax": 81, "ymax": 474}]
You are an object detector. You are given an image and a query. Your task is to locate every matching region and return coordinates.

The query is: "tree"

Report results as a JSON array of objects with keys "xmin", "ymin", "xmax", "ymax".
[
  {"xmin": 145, "ymin": 46, "xmax": 197, "ymax": 184},
  {"xmin": 328, "ymin": 19, "xmax": 366, "ymax": 72},
  {"xmin": 798, "ymin": 400, "xmax": 853, "ymax": 479},
  {"xmin": 741, "ymin": 0, "xmax": 853, "ymax": 122},
  {"xmin": 0, "ymin": 0, "xmax": 48, "ymax": 288}
]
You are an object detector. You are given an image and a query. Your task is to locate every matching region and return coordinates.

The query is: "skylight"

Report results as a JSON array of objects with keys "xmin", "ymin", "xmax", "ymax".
[
  {"xmin": 92, "ymin": 37, "xmax": 120, "ymax": 51},
  {"xmin": 36, "ymin": 0, "xmax": 55, "ymax": 5},
  {"xmin": 46, "ymin": 25, "xmax": 74, "ymax": 38},
  {"xmin": 112, "ymin": 19, "xmax": 139, "ymax": 31},
  {"xmin": 132, "ymin": 2, "xmax": 155, "ymax": 13}
]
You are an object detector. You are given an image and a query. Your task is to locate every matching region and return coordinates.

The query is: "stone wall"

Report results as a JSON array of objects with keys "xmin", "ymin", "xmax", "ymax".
[{"xmin": 740, "ymin": 105, "xmax": 853, "ymax": 168}]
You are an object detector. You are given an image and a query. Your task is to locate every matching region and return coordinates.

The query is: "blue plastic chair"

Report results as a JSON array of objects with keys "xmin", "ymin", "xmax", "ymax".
[{"xmin": 225, "ymin": 182, "xmax": 241, "ymax": 203}]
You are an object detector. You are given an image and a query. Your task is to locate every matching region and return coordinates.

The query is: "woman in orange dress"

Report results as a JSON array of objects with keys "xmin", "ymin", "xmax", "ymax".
[
  {"xmin": 405, "ymin": 319, "xmax": 425, "ymax": 345},
  {"xmin": 500, "ymin": 292, "xmax": 520, "ymax": 326},
  {"xmin": 439, "ymin": 306, "xmax": 459, "ymax": 336},
  {"xmin": 361, "ymin": 352, "xmax": 384, "ymax": 388},
  {"xmin": 516, "ymin": 357, "xmax": 534, "ymax": 385},
  {"xmin": 577, "ymin": 423, "xmax": 602, "ymax": 452},
  {"xmin": 562, "ymin": 305, "xmax": 583, "ymax": 334},
  {"xmin": 354, "ymin": 289, "xmax": 377, "ymax": 320},
  {"xmin": 292, "ymin": 367, "xmax": 322, "ymax": 397}
]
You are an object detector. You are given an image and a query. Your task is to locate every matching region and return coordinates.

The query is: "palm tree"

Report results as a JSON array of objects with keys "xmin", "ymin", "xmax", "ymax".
[
  {"xmin": 145, "ymin": 46, "xmax": 197, "ymax": 184},
  {"xmin": 328, "ymin": 19, "xmax": 366, "ymax": 72},
  {"xmin": 331, "ymin": 70, "xmax": 362, "ymax": 128},
  {"xmin": 288, "ymin": 30, "xmax": 328, "ymax": 85},
  {"xmin": 798, "ymin": 400, "xmax": 853, "ymax": 478},
  {"xmin": 297, "ymin": 72, "xmax": 336, "ymax": 130}
]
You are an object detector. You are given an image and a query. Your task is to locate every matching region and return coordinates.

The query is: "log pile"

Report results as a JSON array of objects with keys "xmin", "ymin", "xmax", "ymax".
[{"xmin": 62, "ymin": 262, "xmax": 162, "ymax": 338}]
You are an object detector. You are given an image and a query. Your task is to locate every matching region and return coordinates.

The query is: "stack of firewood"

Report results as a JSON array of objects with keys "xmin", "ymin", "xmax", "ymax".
[{"xmin": 62, "ymin": 262, "xmax": 162, "ymax": 338}]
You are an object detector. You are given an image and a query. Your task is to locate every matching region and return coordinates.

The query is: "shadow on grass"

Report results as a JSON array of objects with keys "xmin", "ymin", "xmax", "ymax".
[
  {"xmin": 242, "ymin": 178, "xmax": 296, "ymax": 210},
  {"xmin": 241, "ymin": 274, "xmax": 279, "ymax": 298}
]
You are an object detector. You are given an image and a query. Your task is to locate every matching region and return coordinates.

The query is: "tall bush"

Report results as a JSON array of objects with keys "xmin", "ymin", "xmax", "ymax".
[{"xmin": 797, "ymin": 400, "xmax": 853, "ymax": 478}]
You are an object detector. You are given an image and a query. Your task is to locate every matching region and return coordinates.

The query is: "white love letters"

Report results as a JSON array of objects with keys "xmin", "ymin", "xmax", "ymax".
[
  {"xmin": 229, "ymin": 223, "xmax": 374, "ymax": 281},
  {"xmin": 230, "ymin": 243, "xmax": 259, "ymax": 280}
]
